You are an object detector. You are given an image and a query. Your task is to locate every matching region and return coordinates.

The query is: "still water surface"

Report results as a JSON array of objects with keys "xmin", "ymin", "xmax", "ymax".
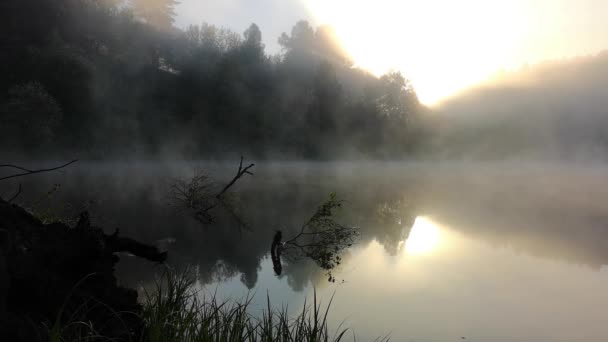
[{"xmin": 11, "ymin": 161, "xmax": 608, "ymax": 341}]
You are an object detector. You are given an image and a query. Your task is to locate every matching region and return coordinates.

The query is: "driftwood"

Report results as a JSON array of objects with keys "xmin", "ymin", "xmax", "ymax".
[
  {"xmin": 72, "ymin": 212, "xmax": 168, "ymax": 263},
  {"xmin": 107, "ymin": 231, "xmax": 168, "ymax": 263}
]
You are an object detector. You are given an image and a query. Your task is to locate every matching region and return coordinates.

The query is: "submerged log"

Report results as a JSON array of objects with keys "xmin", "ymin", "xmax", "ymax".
[{"xmin": 0, "ymin": 198, "xmax": 166, "ymax": 341}]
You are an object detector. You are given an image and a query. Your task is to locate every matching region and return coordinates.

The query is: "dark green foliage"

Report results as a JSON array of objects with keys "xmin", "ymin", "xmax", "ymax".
[{"xmin": 1, "ymin": 0, "xmax": 426, "ymax": 159}]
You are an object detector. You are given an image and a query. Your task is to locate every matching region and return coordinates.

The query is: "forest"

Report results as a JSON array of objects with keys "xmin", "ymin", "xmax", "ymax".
[{"xmin": 1, "ymin": 0, "xmax": 427, "ymax": 160}]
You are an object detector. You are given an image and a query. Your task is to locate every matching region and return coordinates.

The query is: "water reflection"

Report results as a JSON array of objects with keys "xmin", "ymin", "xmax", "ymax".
[
  {"xmin": 403, "ymin": 216, "xmax": 441, "ymax": 255},
  {"xmin": 212, "ymin": 216, "xmax": 608, "ymax": 342},
  {"xmin": 7, "ymin": 162, "xmax": 608, "ymax": 286},
  {"xmin": 6, "ymin": 161, "xmax": 608, "ymax": 341}
]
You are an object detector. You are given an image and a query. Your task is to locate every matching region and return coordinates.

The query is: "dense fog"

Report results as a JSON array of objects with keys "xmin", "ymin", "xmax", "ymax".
[{"xmin": 432, "ymin": 52, "xmax": 608, "ymax": 161}]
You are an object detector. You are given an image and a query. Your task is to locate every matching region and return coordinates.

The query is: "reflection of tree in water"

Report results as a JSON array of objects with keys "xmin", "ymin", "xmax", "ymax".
[
  {"xmin": 279, "ymin": 259, "xmax": 329, "ymax": 292},
  {"xmin": 268, "ymin": 190, "xmax": 420, "ymax": 287},
  {"xmin": 12, "ymin": 165, "xmax": 428, "ymax": 292},
  {"xmin": 23, "ymin": 163, "xmax": 608, "ymax": 294},
  {"xmin": 373, "ymin": 198, "xmax": 417, "ymax": 255}
]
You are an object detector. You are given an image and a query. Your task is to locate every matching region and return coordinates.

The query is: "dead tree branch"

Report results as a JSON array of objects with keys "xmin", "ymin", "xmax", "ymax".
[
  {"xmin": 167, "ymin": 157, "xmax": 254, "ymax": 226},
  {"xmin": 216, "ymin": 156, "xmax": 254, "ymax": 200}
]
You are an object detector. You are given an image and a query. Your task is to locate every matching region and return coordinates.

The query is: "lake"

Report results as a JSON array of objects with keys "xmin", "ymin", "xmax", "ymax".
[{"xmin": 9, "ymin": 161, "xmax": 608, "ymax": 341}]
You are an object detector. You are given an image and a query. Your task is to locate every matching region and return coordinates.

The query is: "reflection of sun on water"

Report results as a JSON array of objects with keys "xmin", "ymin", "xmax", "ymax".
[{"xmin": 404, "ymin": 216, "xmax": 441, "ymax": 255}]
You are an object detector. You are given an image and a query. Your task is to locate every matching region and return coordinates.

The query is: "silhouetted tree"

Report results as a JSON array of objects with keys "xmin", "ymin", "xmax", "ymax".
[
  {"xmin": 243, "ymin": 23, "xmax": 262, "ymax": 49},
  {"xmin": 130, "ymin": 0, "xmax": 179, "ymax": 31},
  {"xmin": 0, "ymin": 0, "xmax": 427, "ymax": 159},
  {"xmin": 278, "ymin": 20, "xmax": 315, "ymax": 52}
]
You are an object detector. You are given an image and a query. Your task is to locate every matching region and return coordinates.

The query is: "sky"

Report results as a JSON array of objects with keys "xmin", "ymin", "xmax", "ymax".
[{"xmin": 175, "ymin": 0, "xmax": 608, "ymax": 105}]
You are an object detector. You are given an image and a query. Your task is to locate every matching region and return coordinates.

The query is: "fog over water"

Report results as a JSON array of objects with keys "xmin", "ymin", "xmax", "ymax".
[
  {"xmin": 7, "ymin": 160, "xmax": 608, "ymax": 341},
  {"xmin": 5, "ymin": 1, "xmax": 608, "ymax": 341}
]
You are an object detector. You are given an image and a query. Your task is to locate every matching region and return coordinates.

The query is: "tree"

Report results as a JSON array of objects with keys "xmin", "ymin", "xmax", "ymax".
[
  {"xmin": 377, "ymin": 71, "xmax": 419, "ymax": 120},
  {"xmin": 243, "ymin": 23, "xmax": 262, "ymax": 48},
  {"xmin": 302, "ymin": 61, "xmax": 343, "ymax": 157},
  {"xmin": 1, "ymin": 0, "xmax": 426, "ymax": 159},
  {"xmin": 130, "ymin": 0, "xmax": 179, "ymax": 31},
  {"xmin": 279, "ymin": 22, "xmax": 351, "ymax": 66},
  {"xmin": 240, "ymin": 23, "xmax": 265, "ymax": 61},
  {"xmin": 374, "ymin": 71, "xmax": 421, "ymax": 154},
  {"xmin": 278, "ymin": 20, "xmax": 315, "ymax": 52},
  {"xmin": 311, "ymin": 61, "xmax": 342, "ymax": 133}
]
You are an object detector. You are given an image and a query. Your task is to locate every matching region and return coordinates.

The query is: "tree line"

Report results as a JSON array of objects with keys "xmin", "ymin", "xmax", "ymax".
[{"xmin": 0, "ymin": 0, "xmax": 428, "ymax": 159}]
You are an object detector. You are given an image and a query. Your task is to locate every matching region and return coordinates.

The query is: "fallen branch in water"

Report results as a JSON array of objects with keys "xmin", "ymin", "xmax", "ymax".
[
  {"xmin": 168, "ymin": 156, "xmax": 254, "ymax": 227},
  {"xmin": 271, "ymin": 193, "xmax": 359, "ymax": 282},
  {"xmin": 216, "ymin": 156, "xmax": 254, "ymax": 200}
]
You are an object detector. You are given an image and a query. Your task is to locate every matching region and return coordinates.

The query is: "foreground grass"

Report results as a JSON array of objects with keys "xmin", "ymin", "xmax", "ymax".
[
  {"xmin": 141, "ymin": 269, "xmax": 381, "ymax": 342},
  {"xmin": 48, "ymin": 269, "xmax": 387, "ymax": 341}
]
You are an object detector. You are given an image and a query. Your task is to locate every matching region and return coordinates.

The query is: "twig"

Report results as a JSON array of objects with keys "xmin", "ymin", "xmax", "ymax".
[
  {"xmin": 0, "ymin": 160, "xmax": 78, "ymax": 182},
  {"xmin": 215, "ymin": 156, "xmax": 254, "ymax": 200}
]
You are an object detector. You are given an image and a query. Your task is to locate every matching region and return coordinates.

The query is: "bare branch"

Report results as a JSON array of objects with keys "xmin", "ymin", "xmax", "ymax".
[
  {"xmin": 167, "ymin": 157, "xmax": 255, "ymax": 227},
  {"xmin": 215, "ymin": 156, "xmax": 255, "ymax": 200},
  {"xmin": 0, "ymin": 160, "xmax": 78, "ymax": 182}
]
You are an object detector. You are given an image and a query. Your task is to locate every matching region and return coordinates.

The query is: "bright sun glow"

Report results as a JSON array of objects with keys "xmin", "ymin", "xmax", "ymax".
[
  {"xmin": 404, "ymin": 216, "xmax": 441, "ymax": 255},
  {"xmin": 305, "ymin": 0, "xmax": 531, "ymax": 105}
]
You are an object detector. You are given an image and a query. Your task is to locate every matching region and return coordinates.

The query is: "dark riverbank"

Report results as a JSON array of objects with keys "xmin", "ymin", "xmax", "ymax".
[{"xmin": 0, "ymin": 198, "xmax": 166, "ymax": 341}]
